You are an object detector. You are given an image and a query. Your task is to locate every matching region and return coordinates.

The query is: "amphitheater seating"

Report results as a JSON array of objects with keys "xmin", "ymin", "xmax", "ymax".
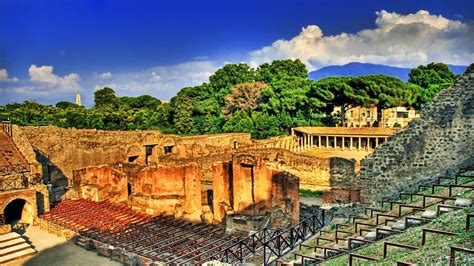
[
  {"xmin": 38, "ymin": 199, "xmax": 241, "ymax": 264},
  {"xmin": 282, "ymin": 169, "xmax": 474, "ymax": 265}
]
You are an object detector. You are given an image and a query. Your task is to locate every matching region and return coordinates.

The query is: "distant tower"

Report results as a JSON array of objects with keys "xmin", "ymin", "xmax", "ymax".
[{"xmin": 75, "ymin": 91, "xmax": 82, "ymax": 106}]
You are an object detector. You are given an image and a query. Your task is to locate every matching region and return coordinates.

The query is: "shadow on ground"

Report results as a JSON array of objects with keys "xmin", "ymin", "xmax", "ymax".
[{"xmin": 23, "ymin": 241, "xmax": 119, "ymax": 266}]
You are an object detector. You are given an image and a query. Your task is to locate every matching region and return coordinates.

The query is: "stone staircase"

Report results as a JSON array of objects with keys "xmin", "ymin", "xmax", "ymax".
[{"xmin": 0, "ymin": 232, "xmax": 36, "ymax": 264}]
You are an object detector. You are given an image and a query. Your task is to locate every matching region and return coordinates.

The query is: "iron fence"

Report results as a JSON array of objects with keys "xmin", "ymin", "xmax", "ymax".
[
  {"xmin": 0, "ymin": 164, "xmax": 43, "ymax": 191},
  {"xmin": 181, "ymin": 209, "xmax": 326, "ymax": 265}
]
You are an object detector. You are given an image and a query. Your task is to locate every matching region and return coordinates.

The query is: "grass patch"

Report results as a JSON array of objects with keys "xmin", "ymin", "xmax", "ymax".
[
  {"xmin": 283, "ymin": 175, "xmax": 474, "ymax": 265},
  {"xmin": 324, "ymin": 208, "xmax": 474, "ymax": 265},
  {"xmin": 300, "ymin": 189, "xmax": 324, "ymax": 197}
]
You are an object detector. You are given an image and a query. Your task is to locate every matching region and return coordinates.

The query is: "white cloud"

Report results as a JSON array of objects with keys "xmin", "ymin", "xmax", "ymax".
[
  {"xmin": 29, "ymin": 65, "xmax": 80, "ymax": 90},
  {"xmin": 151, "ymin": 72, "xmax": 161, "ymax": 81},
  {"xmin": 0, "ymin": 68, "xmax": 18, "ymax": 82},
  {"xmin": 250, "ymin": 10, "xmax": 474, "ymax": 70},
  {"xmin": 93, "ymin": 61, "xmax": 219, "ymax": 100},
  {"xmin": 99, "ymin": 72, "xmax": 112, "ymax": 79}
]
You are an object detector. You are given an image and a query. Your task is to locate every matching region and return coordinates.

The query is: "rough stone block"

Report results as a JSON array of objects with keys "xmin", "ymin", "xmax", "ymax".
[
  {"xmin": 455, "ymin": 198, "xmax": 472, "ymax": 207},
  {"xmin": 421, "ymin": 210, "xmax": 437, "ymax": 219}
]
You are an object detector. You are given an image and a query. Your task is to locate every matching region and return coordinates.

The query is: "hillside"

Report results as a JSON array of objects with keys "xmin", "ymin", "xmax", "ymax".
[{"xmin": 309, "ymin": 62, "xmax": 467, "ymax": 81}]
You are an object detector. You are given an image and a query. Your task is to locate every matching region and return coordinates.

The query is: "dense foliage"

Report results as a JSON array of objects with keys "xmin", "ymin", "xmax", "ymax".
[
  {"xmin": 0, "ymin": 61, "xmax": 457, "ymax": 139},
  {"xmin": 408, "ymin": 62, "xmax": 457, "ymax": 108}
]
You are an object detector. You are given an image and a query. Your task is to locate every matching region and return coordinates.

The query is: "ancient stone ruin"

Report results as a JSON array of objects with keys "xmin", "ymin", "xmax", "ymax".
[
  {"xmin": 0, "ymin": 65, "xmax": 472, "ymax": 264},
  {"xmin": 358, "ymin": 64, "xmax": 474, "ymax": 203}
]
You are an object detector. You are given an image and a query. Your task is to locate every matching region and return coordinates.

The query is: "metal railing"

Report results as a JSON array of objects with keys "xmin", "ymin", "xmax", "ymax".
[
  {"xmin": 0, "ymin": 163, "xmax": 30, "ymax": 176},
  {"xmin": 181, "ymin": 209, "xmax": 326, "ymax": 265},
  {"xmin": 0, "ymin": 165, "xmax": 43, "ymax": 191}
]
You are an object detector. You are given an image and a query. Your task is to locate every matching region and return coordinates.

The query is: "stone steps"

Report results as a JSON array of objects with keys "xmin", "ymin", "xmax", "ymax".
[
  {"xmin": 0, "ymin": 237, "xmax": 26, "ymax": 249},
  {"xmin": 0, "ymin": 232, "xmax": 36, "ymax": 264},
  {"xmin": 0, "ymin": 246, "xmax": 37, "ymax": 264},
  {"xmin": 0, "ymin": 232, "xmax": 21, "ymax": 243}
]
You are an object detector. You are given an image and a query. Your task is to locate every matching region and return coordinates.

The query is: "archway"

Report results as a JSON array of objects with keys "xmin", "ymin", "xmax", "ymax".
[{"xmin": 4, "ymin": 199, "xmax": 26, "ymax": 225}]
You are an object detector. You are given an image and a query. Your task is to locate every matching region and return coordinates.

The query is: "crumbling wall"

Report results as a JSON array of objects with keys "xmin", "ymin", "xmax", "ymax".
[
  {"xmin": 359, "ymin": 65, "xmax": 474, "ymax": 203},
  {"xmin": 23, "ymin": 126, "xmax": 252, "ymax": 187},
  {"xmin": 74, "ymin": 165, "xmax": 128, "ymax": 203},
  {"xmin": 236, "ymin": 148, "xmax": 355, "ymax": 192}
]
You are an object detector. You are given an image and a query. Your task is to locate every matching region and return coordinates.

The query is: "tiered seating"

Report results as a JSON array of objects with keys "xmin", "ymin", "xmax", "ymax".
[
  {"xmin": 280, "ymin": 169, "xmax": 474, "ymax": 265},
  {"xmin": 39, "ymin": 199, "xmax": 240, "ymax": 264}
]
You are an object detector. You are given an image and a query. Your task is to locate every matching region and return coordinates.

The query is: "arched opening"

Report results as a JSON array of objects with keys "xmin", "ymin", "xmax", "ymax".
[{"xmin": 4, "ymin": 199, "xmax": 26, "ymax": 225}]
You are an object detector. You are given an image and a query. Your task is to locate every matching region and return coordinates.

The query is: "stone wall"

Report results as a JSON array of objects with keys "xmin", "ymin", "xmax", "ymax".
[
  {"xmin": 240, "ymin": 148, "xmax": 356, "ymax": 192},
  {"xmin": 22, "ymin": 126, "xmax": 252, "ymax": 187},
  {"xmin": 0, "ymin": 187, "xmax": 49, "ymax": 225},
  {"xmin": 358, "ymin": 65, "xmax": 474, "ymax": 203},
  {"xmin": 72, "ymin": 152, "xmax": 301, "ymax": 226}
]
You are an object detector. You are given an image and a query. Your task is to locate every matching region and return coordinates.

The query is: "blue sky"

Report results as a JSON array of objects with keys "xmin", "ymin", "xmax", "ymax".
[{"xmin": 1, "ymin": 0, "xmax": 473, "ymax": 106}]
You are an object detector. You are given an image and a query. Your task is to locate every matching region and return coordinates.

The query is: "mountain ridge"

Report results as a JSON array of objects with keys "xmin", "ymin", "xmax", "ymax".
[{"xmin": 308, "ymin": 62, "xmax": 467, "ymax": 81}]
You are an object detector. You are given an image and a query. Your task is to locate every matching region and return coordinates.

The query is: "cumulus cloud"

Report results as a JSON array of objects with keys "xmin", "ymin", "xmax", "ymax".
[
  {"xmin": 29, "ymin": 65, "xmax": 80, "ymax": 90},
  {"xmin": 250, "ymin": 10, "xmax": 474, "ymax": 70},
  {"xmin": 0, "ymin": 68, "xmax": 18, "ymax": 82}
]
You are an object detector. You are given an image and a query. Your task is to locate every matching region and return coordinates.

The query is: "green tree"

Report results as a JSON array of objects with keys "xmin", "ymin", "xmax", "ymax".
[
  {"xmin": 172, "ymin": 96, "xmax": 194, "ymax": 134},
  {"xmin": 55, "ymin": 101, "xmax": 78, "ymax": 109},
  {"xmin": 94, "ymin": 87, "xmax": 121, "ymax": 109},
  {"xmin": 408, "ymin": 62, "xmax": 455, "ymax": 89},
  {"xmin": 121, "ymin": 95, "xmax": 162, "ymax": 110},
  {"xmin": 256, "ymin": 59, "xmax": 308, "ymax": 83},
  {"xmin": 350, "ymin": 75, "xmax": 418, "ymax": 126}
]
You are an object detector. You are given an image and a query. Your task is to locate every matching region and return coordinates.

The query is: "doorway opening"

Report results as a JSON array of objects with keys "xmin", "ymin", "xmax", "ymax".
[
  {"xmin": 4, "ymin": 199, "xmax": 26, "ymax": 225},
  {"xmin": 127, "ymin": 183, "xmax": 133, "ymax": 197},
  {"xmin": 207, "ymin": 190, "xmax": 214, "ymax": 213}
]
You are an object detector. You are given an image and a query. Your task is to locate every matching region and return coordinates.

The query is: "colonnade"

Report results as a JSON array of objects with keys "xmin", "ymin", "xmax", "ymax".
[{"xmin": 292, "ymin": 133, "xmax": 388, "ymax": 152}]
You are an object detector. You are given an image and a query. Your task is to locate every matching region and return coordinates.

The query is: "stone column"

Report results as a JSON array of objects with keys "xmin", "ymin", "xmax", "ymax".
[
  {"xmin": 358, "ymin": 137, "xmax": 361, "ymax": 151},
  {"xmin": 310, "ymin": 135, "xmax": 313, "ymax": 148},
  {"xmin": 326, "ymin": 136, "xmax": 329, "ymax": 149},
  {"xmin": 318, "ymin": 135, "xmax": 321, "ymax": 149},
  {"xmin": 333, "ymin": 136, "xmax": 337, "ymax": 149},
  {"xmin": 342, "ymin": 136, "xmax": 345, "ymax": 150},
  {"xmin": 367, "ymin": 137, "xmax": 371, "ymax": 150},
  {"xmin": 375, "ymin": 137, "xmax": 379, "ymax": 148},
  {"xmin": 350, "ymin": 137, "xmax": 353, "ymax": 150}
]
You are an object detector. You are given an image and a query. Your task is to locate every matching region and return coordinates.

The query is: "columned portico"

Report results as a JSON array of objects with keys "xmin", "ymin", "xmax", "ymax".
[{"xmin": 292, "ymin": 127, "xmax": 398, "ymax": 152}]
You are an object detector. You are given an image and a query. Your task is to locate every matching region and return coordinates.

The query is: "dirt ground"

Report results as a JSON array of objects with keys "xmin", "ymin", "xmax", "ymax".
[
  {"xmin": 5, "ymin": 226, "xmax": 120, "ymax": 266},
  {"xmin": 301, "ymin": 148, "xmax": 371, "ymax": 161},
  {"xmin": 300, "ymin": 148, "xmax": 372, "ymax": 172},
  {"xmin": 300, "ymin": 196, "xmax": 323, "ymax": 206}
]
